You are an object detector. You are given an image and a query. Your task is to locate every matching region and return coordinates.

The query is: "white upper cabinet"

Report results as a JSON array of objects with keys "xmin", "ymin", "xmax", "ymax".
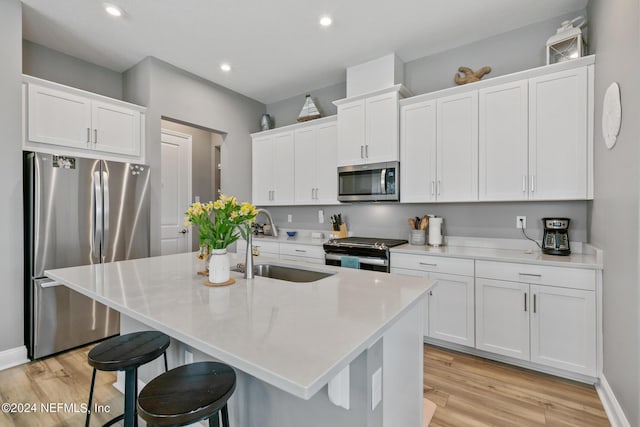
[
  {"xmin": 24, "ymin": 77, "xmax": 145, "ymax": 162},
  {"xmin": 336, "ymin": 99, "xmax": 365, "ymax": 166},
  {"xmin": 398, "ymin": 57, "xmax": 594, "ymax": 203},
  {"xmin": 28, "ymin": 84, "xmax": 92, "ymax": 149},
  {"xmin": 251, "ymin": 131, "xmax": 295, "ymax": 206},
  {"xmin": 252, "ymin": 116, "xmax": 337, "ymax": 207},
  {"xmin": 335, "ymin": 86, "xmax": 405, "ymax": 166},
  {"xmin": 314, "ymin": 122, "xmax": 338, "ymax": 203},
  {"xmin": 400, "ymin": 91, "xmax": 479, "ymax": 203},
  {"xmin": 364, "ymin": 91, "xmax": 400, "ymax": 163},
  {"xmin": 529, "ymin": 67, "xmax": 588, "ymax": 200},
  {"xmin": 400, "ymin": 100, "xmax": 437, "ymax": 203},
  {"xmin": 91, "ymin": 100, "xmax": 141, "ymax": 156},
  {"xmin": 479, "ymin": 81, "xmax": 529, "ymax": 201},
  {"xmin": 294, "ymin": 120, "xmax": 338, "ymax": 204},
  {"xmin": 436, "ymin": 91, "xmax": 478, "ymax": 202}
]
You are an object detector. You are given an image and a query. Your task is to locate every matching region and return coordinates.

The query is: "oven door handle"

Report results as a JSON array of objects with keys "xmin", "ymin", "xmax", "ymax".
[{"xmin": 325, "ymin": 253, "xmax": 388, "ymax": 267}]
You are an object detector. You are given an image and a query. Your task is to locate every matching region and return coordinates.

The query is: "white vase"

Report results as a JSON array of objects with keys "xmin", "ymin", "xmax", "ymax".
[{"xmin": 208, "ymin": 248, "xmax": 230, "ymax": 283}]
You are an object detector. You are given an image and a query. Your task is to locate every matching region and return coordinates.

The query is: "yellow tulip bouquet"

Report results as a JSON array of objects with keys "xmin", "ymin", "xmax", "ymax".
[{"xmin": 184, "ymin": 195, "xmax": 258, "ymax": 251}]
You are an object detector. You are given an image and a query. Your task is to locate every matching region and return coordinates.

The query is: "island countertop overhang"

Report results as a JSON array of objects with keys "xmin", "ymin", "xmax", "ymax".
[{"xmin": 45, "ymin": 252, "xmax": 431, "ymax": 400}]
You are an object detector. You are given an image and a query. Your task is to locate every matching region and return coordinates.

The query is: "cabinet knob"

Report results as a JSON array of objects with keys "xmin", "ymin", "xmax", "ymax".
[{"xmin": 179, "ymin": 229, "xmax": 188, "ymax": 234}]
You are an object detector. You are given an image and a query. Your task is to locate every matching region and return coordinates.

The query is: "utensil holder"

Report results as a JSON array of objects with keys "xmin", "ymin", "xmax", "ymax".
[
  {"xmin": 410, "ymin": 230, "xmax": 426, "ymax": 245},
  {"xmin": 331, "ymin": 223, "xmax": 348, "ymax": 239}
]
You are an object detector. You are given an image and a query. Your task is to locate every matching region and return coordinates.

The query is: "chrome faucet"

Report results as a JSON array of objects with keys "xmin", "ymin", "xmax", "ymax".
[
  {"xmin": 256, "ymin": 208, "xmax": 278, "ymax": 237},
  {"xmin": 244, "ymin": 208, "xmax": 277, "ymax": 279}
]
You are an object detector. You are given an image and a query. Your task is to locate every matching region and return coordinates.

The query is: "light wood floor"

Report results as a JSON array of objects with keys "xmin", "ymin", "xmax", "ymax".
[
  {"xmin": 0, "ymin": 343, "xmax": 610, "ymax": 426},
  {"xmin": 0, "ymin": 345, "xmax": 123, "ymax": 426},
  {"xmin": 424, "ymin": 344, "xmax": 610, "ymax": 426}
]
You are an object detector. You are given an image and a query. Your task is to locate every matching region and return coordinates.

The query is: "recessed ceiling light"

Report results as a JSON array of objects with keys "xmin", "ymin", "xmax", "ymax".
[
  {"xmin": 319, "ymin": 16, "xmax": 332, "ymax": 27},
  {"xmin": 220, "ymin": 63, "xmax": 231, "ymax": 72},
  {"xmin": 103, "ymin": 3, "xmax": 123, "ymax": 17}
]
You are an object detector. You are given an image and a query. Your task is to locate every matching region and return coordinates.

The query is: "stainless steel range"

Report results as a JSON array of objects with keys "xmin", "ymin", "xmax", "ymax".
[{"xmin": 323, "ymin": 237, "xmax": 408, "ymax": 272}]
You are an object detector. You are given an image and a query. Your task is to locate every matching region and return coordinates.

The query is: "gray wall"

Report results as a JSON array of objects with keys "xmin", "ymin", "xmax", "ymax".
[
  {"xmin": 0, "ymin": 0, "xmax": 24, "ymax": 353},
  {"xmin": 161, "ymin": 119, "xmax": 217, "ymax": 251},
  {"xmin": 266, "ymin": 82, "xmax": 345, "ymax": 127},
  {"xmin": 587, "ymin": 1, "xmax": 640, "ymax": 425},
  {"xmin": 22, "ymin": 40, "xmax": 123, "ymax": 99},
  {"xmin": 264, "ymin": 201, "xmax": 588, "ymax": 244},
  {"xmin": 404, "ymin": 10, "xmax": 586, "ymax": 96},
  {"xmin": 124, "ymin": 57, "xmax": 265, "ymax": 255}
]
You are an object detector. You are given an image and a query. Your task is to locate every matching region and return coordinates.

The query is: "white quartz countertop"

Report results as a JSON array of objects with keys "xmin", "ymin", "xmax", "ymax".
[
  {"xmin": 45, "ymin": 252, "xmax": 430, "ymax": 399},
  {"xmin": 391, "ymin": 243, "xmax": 602, "ymax": 269}
]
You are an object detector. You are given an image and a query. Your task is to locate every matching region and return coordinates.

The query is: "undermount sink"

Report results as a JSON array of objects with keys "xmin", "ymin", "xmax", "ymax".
[{"xmin": 236, "ymin": 264, "xmax": 335, "ymax": 283}]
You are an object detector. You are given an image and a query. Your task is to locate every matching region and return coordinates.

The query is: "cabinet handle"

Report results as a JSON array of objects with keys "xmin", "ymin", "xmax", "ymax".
[
  {"xmin": 419, "ymin": 262, "xmax": 437, "ymax": 267},
  {"xmin": 524, "ymin": 293, "xmax": 527, "ymax": 312},
  {"xmin": 518, "ymin": 273, "xmax": 542, "ymax": 278},
  {"xmin": 360, "ymin": 145, "xmax": 364, "ymax": 158},
  {"xmin": 94, "ymin": 129, "xmax": 98, "ymax": 144},
  {"xmin": 295, "ymin": 249, "xmax": 307, "ymax": 253},
  {"xmin": 429, "ymin": 290, "xmax": 433, "ymax": 296},
  {"xmin": 530, "ymin": 175, "xmax": 535, "ymax": 192},
  {"xmin": 522, "ymin": 175, "xmax": 527, "ymax": 193},
  {"xmin": 533, "ymin": 294, "xmax": 537, "ymax": 313},
  {"xmin": 437, "ymin": 180, "xmax": 441, "ymax": 195},
  {"xmin": 365, "ymin": 145, "xmax": 369, "ymax": 158},
  {"xmin": 315, "ymin": 188, "xmax": 319, "ymax": 199},
  {"xmin": 87, "ymin": 128, "xmax": 91, "ymax": 143},
  {"xmin": 272, "ymin": 190, "xmax": 275, "ymax": 200},
  {"xmin": 311, "ymin": 188, "xmax": 315, "ymax": 199},
  {"xmin": 431, "ymin": 181, "xmax": 435, "ymax": 196}
]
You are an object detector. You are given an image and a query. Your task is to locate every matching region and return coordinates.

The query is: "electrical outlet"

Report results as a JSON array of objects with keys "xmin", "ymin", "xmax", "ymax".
[
  {"xmin": 318, "ymin": 209, "xmax": 324, "ymax": 224},
  {"xmin": 287, "ymin": 214, "xmax": 292, "ymax": 223},
  {"xmin": 184, "ymin": 349, "xmax": 194, "ymax": 364},
  {"xmin": 516, "ymin": 216, "xmax": 527, "ymax": 229}
]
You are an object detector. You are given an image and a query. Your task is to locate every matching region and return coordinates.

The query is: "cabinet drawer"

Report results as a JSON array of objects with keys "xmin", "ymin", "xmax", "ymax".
[
  {"xmin": 476, "ymin": 261, "xmax": 595, "ymax": 291},
  {"xmin": 391, "ymin": 253, "xmax": 474, "ymax": 276},
  {"xmin": 251, "ymin": 240, "xmax": 280, "ymax": 255},
  {"xmin": 279, "ymin": 243, "xmax": 325, "ymax": 259},
  {"xmin": 280, "ymin": 254, "xmax": 325, "ymax": 265}
]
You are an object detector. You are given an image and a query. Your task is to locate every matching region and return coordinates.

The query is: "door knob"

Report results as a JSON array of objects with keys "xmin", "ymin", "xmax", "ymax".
[{"xmin": 179, "ymin": 229, "xmax": 188, "ymax": 234}]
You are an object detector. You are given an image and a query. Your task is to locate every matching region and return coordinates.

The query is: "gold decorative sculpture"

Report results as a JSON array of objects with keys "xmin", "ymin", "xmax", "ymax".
[{"xmin": 454, "ymin": 66, "xmax": 492, "ymax": 85}]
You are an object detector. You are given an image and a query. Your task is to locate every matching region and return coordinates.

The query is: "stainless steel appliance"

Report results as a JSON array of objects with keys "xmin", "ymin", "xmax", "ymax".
[
  {"xmin": 24, "ymin": 152, "xmax": 150, "ymax": 359},
  {"xmin": 542, "ymin": 217, "xmax": 571, "ymax": 256},
  {"xmin": 337, "ymin": 161, "xmax": 399, "ymax": 202},
  {"xmin": 323, "ymin": 237, "xmax": 408, "ymax": 272}
]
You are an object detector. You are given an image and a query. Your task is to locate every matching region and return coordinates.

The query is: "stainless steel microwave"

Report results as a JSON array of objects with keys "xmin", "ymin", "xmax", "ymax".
[{"xmin": 337, "ymin": 161, "xmax": 399, "ymax": 202}]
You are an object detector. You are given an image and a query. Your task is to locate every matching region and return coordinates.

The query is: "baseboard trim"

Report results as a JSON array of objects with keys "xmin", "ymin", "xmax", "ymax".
[
  {"xmin": 596, "ymin": 375, "xmax": 631, "ymax": 427},
  {"xmin": 0, "ymin": 345, "xmax": 29, "ymax": 371}
]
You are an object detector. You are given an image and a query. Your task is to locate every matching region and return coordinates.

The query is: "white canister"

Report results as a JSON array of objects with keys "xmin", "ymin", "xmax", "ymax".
[{"xmin": 428, "ymin": 217, "xmax": 444, "ymax": 247}]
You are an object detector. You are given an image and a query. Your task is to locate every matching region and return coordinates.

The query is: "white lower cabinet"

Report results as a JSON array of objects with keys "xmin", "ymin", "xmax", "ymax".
[
  {"xmin": 475, "ymin": 260, "xmax": 596, "ymax": 376},
  {"xmin": 390, "ymin": 254, "xmax": 474, "ymax": 347},
  {"xmin": 475, "ymin": 278, "xmax": 530, "ymax": 360},
  {"xmin": 529, "ymin": 284, "xmax": 596, "ymax": 375},
  {"xmin": 235, "ymin": 240, "xmax": 325, "ymax": 264},
  {"xmin": 428, "ymin": 273, "xmax": 475, "ymax": 347}
]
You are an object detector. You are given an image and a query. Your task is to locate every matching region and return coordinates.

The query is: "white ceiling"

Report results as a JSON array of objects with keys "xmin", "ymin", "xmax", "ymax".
[{"xmin": 21, "ymin": 0, "xmax": 588, "ymax": 104}]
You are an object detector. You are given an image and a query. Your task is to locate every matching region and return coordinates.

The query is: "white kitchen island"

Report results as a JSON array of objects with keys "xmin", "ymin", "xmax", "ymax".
[{"xmin": 45, "ymin": 252, "xmax": 430, "ymax": 427}]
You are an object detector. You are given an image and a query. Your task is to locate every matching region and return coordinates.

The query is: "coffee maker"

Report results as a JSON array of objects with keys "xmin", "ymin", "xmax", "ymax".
[{"xmin": 542, "ymin": 218, "xmax": 571, "ymax": 255}]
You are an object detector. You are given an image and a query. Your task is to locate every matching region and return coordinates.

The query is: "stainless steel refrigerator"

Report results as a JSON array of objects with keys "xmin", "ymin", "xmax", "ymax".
[{"xmin": 24, "ymin": 152, "xmax": 150, "ymax": 359}]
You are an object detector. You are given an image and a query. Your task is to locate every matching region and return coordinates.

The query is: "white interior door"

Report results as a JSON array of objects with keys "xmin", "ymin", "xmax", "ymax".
[{"xmin": 161, "ymin": 129, "xmax": 192, "ymax": 255}]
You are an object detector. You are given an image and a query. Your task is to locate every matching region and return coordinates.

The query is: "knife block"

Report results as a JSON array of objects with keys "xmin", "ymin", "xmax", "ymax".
[{"xmin": 331, "ymin": 223, "xmax": 348, "ymax": 239}]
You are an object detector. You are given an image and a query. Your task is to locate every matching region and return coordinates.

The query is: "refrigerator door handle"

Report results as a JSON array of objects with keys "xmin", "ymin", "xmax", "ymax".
[
  {"xmin": 93, "ymin": 171, "xmax": 102, "ymax": 259},
  {"xmin": 102, "ymin": 170, "xmax": 110, "ymax": 261},
  {"xmin": 39, "ymin": 280, "xmax": 62, "ymax": 289}
]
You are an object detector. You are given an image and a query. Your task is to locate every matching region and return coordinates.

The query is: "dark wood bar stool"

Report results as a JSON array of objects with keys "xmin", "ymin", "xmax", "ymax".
[
  {"xmin": 85, "ymin": 331, "xmax": 170, "ymax": 427},
  {"xmin": 137, "ymin": 361, "xmax": 236, "ymax": 427}
]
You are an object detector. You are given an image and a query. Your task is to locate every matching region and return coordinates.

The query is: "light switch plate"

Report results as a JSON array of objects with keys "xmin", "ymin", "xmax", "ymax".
[{"xmin": 287, "ymin": 214, "xmax": 292, "ymax": 223}]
